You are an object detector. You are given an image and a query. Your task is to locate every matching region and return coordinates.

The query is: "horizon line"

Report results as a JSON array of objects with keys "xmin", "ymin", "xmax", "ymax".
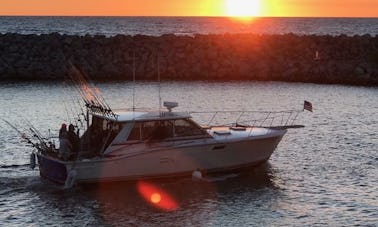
[{"xmin": 0, "ymin": 15, "xmax": 377, "ymax": 19}]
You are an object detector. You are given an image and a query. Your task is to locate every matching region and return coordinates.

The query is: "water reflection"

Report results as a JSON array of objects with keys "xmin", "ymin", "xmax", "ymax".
[
  {"xmin": 0, "ymin": 162, "xmax": 279, "ymax": 225},
  {"xmin": 78, "ymin": 163, "xmax": 280, "ymax": 226},
  {"xmin": 2, "ymin": 81, "xmax": 376, "ymax": 225}
]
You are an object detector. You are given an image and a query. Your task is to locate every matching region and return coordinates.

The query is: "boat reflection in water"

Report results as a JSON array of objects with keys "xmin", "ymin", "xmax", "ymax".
[{"xmin": 82, "ymin": 162, "xmax": 278, "ymax": 217}]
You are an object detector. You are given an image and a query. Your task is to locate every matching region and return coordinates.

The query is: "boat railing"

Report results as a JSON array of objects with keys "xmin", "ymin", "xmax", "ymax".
[{"xmin": 190, "ymin": 110, "xmax": 302, "ymax": 128}]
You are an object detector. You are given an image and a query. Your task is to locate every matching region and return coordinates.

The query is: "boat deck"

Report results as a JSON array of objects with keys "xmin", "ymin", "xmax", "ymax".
[{"xmin": 208, "ymin": 127, "xmax": 281, "ymax": 141}]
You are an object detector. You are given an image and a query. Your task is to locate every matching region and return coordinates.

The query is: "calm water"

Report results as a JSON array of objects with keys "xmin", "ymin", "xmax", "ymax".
[
  {"xmin": 0, "ymin": 17, "xmax": 378, "ymax": 36},
  {"xmin": 0, "ymin": 81, "xmax": 377, "ymax": 226}
]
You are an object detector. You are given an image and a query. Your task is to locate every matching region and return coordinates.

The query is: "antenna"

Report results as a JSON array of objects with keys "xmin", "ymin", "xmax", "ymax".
[
  {"xmin": 133, "ymin": 51, "xmax": 136, "ymax": 111},
  {"xmin": 157, "ymin": 54, "xmax": 162, "ymax": 114}
]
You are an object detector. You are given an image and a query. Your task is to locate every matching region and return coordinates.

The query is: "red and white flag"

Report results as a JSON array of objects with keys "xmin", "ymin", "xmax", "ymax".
[{"xmin": 304, "ymin": 101, "xmax": 313, "ymax": 112}]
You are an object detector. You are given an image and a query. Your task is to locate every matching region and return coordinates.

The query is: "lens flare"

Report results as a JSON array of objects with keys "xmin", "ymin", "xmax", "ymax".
[
  {"xmin": 150, "ymin": 193, "xmax": 161, "ymax": 204},
  {"xmin": 137, "ymin": 181, "xmax": 179, "ymax": 211}
]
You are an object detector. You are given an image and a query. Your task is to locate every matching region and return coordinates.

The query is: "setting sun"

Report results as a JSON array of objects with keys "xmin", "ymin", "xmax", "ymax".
[
  {"xmin": 0, "ymin": 0, "xmax": 377, "ymax": 17},
  {"xmin": 225, "ymin": 0, "xmax": 261, "ymax": 17}
]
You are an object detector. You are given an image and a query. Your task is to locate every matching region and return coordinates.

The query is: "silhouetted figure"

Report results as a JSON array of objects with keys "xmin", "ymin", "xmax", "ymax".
[
  {"xmin": 68, "ymin": 124, "xmax": 80, "ymax": 159},
  {"xmin": 59, "ymin": 123, "xmax": 72, "ymax": 160}
]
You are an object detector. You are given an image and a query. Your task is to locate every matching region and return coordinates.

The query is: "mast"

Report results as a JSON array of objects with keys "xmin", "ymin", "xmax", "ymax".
[{"xmin": 133, "ymin": 51, "xmax": 136, "ymax": 112}]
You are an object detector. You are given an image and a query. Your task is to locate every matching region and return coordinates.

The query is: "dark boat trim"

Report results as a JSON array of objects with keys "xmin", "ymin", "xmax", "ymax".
[{"xmin": 37, "ymin": 154, "xmax": 67, "ymax": 184}]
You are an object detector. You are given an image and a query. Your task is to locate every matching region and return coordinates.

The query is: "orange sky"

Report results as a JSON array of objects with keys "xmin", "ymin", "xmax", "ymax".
[{"xmin": 0, "ymin": 0, "xmax": 377, "ymax": 17}]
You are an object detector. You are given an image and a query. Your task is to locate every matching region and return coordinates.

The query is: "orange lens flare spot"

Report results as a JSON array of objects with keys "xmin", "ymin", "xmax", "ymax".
[
  {"xmin": 150, "ymin": 193, "xmax": 161, "ymax": 204},
  {"xmin": 137, "ymin": 181, "xmax": 178, "ymax": 211}
]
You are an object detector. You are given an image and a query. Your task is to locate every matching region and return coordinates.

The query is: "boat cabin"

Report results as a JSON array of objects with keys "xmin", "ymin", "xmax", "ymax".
[{"xmin": 80, "ymin": 110, "xmax": 210, "ymax": 156}]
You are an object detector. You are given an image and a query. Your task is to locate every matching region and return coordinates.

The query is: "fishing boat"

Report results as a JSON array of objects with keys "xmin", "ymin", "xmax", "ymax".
[
  {"xmin": 4, "ymin": 66, "xmax": 312, "ymax": 187},
  {"xmin": 34, "ymin": 98, "xmax": 311, "ymax": 187},
  {"xmin": 36, "ymin": 104, "xmax": 287, "ymax": 185}
]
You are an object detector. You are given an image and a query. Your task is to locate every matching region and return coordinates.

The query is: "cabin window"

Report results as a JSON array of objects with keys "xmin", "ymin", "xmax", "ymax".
[
  {"xmin": 160, "ymin": 121, "xmax": 174, "ymax": 138},
  {"xmin": 91, "ymin": 117, "xmax": 121, "ymax": 133},
  {"xmin": 125, "ymin": 119, "xmax": 206, "ymax": 142},
  {"xmin": 141, "ymin": 121, "xmax": 155, "ymax": 140},
  {"xmin": 127, "ymin": 123, "xmax": 141, "ymax": 141},
  {"xmin": 174, "ymin": 119, "xmax": 205, "ymax": 137},
  {"xmin": 140, "ymin": 121, "xmax": 174, "ymax": 140}
]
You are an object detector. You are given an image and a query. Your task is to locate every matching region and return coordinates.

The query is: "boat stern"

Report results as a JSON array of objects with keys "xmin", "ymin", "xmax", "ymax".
[{"xmin": 37, "ymin": 154, "xmax": 68, "ymax": 184}]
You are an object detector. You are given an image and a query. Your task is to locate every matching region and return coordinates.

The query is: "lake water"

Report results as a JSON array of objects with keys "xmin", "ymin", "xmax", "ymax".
[
  {"xmin": 0, "ymin": 81, "xmax": 377, "ymax": 226},
  {"xmin": 1, "ymin": 17, "xmax": 378, "ymax": 36}
]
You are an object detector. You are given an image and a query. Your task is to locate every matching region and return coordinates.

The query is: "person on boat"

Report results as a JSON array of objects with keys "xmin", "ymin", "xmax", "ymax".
[
  {"xmin": 68, "ymin": 124, "xmax": 80, "ymax": 159},
  {"xmin": 59, "ymin": 123, "xmax": 72, "ymax": 160}
]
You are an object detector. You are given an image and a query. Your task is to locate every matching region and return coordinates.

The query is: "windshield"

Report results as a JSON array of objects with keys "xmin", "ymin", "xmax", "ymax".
[{"xmin": 127, "ymin": 119, "xmax": 207, "ymax": 141}]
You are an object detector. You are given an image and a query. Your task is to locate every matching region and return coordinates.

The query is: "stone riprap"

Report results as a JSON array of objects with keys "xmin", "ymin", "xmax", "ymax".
[{"xmin": 0, "ymin": 33, "xmax": 377, "ymax": 85}]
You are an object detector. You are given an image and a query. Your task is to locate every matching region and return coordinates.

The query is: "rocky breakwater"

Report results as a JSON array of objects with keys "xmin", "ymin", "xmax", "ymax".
[{"xmin": 0, "ymin": 33, "xmax": 377, "ymax": 85}]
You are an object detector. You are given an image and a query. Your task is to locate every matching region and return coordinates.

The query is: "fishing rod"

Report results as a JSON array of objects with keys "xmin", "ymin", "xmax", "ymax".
[
  {"xmin": 63, "ymin": 101, "xmax": 73, "ymax": 124},
  {"xmin": 82, "ymin": 85, "xmax": 117, "ymax": 118},
  {"xmin": 65, "ymin": 63, "xmax": 96, "ymax": 104},
  {"xmin": 68, "ymin": 98, "xmax": 82, "ymax": 128},
  {"xmin": 69, "ymin": 73, "xmax": 99, "ymax": 107},
  {"xmin": 21, "ymin": 118, "xmax": 51, "ymax": 150},
  {"xmin": 76, "ymin": 99, "xmax": 88, "ymax": 125},
  {"xmin": 63, "ymin": 80, "xmax": 80, "ymax": 114},
  {"xmin": 1, "ymin": 118, "xmax": 43, "ymax": 152},
  {"xmin": 71, "ymin": 63, "xmax": 116, "ymax": 116},
  {"xmin": 93, "ymin": 87, "xmax": 116, "ymax": 118},
  {"xmin": 60, "ymin": 79, "xmax": 88, "ymax": 137},
  {"xmin": 67, "ymin": 62, "xmax": 118, "ymax": 119},
  {"xmin": 57, "ymin": 77, "xmax": 86, "ymax": 137},
  {"xmin": 67, "ymin": 71, "xmax": 104, "ymax": 117},
  {"xmin": 72, "ymin": 66, "xmax": 105, "ymax": 108},
  {"xmin": 63, "ymin": 80, "xmax": 86, "ymax": 129}
]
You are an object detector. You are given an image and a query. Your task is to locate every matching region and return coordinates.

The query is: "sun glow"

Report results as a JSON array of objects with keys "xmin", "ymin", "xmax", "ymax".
[{"xmin": 225, "ymin": 0, "xmax": 261, "ymax": 18}]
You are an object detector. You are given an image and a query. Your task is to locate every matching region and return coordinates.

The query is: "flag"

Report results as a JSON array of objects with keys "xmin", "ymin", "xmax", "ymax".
[{"xmin": 304, "ymin": 101, "xmax": 313, "ymax": 112}]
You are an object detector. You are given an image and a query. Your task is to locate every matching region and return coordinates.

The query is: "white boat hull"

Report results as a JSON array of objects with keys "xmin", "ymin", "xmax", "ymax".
[{"xmin": 37, "ymin": 129, "xmax": 285, "ymax": 184}]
